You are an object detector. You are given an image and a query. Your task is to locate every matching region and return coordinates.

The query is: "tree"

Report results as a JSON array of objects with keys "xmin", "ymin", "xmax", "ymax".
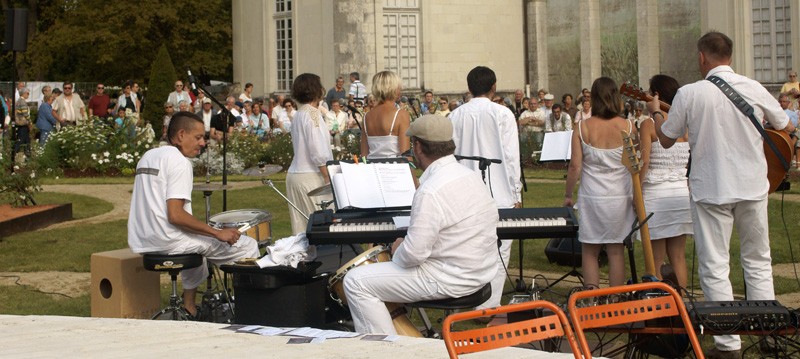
[
  {"xmin": 1, "ymin": 0, "xmax": 232, "ymax": 84},
  {"xmin": 144, "ymin": 44, "xmax": 177, "ymax": 137}
]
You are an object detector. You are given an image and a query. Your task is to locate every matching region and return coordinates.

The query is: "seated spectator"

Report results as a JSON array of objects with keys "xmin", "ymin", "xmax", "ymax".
[{"xmin": 434, "ymin": 97, "xmax": 450, "ymax": 117}]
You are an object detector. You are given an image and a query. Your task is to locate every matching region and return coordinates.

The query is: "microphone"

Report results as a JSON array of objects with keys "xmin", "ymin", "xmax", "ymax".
[
  {"xmin": 454, "ymin": 155, "xmax": 502, "ymax": 164},
  {"xmin": 187, "ymin": 68, "xmax": 199, "ymax": 96}
]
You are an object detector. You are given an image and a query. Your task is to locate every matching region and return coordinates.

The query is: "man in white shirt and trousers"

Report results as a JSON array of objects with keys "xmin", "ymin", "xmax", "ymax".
[
  {"xmin": 448, "ymin": 66, "xmax": 522, "ymax": 326},
  {"xmin": 343, "ymin": 114, "xmax": 499, "ymax": 335},
  {"xmin": 650, "ymin": 31, "xmax": 796, "ymax": 359}
]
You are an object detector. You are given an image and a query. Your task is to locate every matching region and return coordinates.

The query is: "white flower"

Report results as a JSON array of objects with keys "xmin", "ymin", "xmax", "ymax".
[
  {"xmin": 121, "ymin": 144, "xmax": 127, "ymax": 149},
  {"xmin": 91, "ymin": 154, "xmax": 97, "ymax": 160},
  {"xmin": 30, "ymin": 172, "xmax": 35, "ymax": 178},
  {"xmin": 103, "ymin": 151, "xmax": 110, "ymax": 157},
  {"xmin": 13, "ymin": 165, "xmax": 19, "ymax": 170},
  {"xmin": 55, "ymin": 176, "xmax": 59, "ymax": 180}
]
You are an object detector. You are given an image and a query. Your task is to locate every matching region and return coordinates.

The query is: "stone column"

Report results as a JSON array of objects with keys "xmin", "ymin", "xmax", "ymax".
[
  {"xmin": 579, "ymin": 0, "xmax": 601, "ymax": 91},
  {"xmin": 636, "ymin": 0, "xmax": 660, "ymax": 85},
  {"xmin": 333, "ymin": 0, "xmax": 379, "ymax": 86},
  {"xmin": 700, "ymin": 0, "xmax": 753, "ymax": 77},
  {"xmin": 527, "ymin": 0, "xmax": 548, "ymax": 91},
  {"xmin": 792, "ymin": 1, "xmax": 800, "ymax": 73}
]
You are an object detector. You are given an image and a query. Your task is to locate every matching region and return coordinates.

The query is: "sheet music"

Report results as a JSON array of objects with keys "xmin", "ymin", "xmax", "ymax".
[
  {"xmin": 540, "ymin": 131, "xmax": 573, "ymax": 161},
  {"xmin": 374, "ymin": 163, "xmax": 415, "ymax": 207},
  {"xmin": 331, "ymin": 173, "xmax": 350, "ymax": 208},
  {"xmin": 338, "ymin": 162, "xmax": 415, "ymax": 209}
]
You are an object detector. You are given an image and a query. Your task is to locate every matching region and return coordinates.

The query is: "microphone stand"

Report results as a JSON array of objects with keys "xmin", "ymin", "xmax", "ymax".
[
  {"xmin": 454, "ymin": 155, "xmax": 501, "ymax": 185},
  {"xmin": 189, "ymin": 68, "xmax": 232, "ymax": 211}
]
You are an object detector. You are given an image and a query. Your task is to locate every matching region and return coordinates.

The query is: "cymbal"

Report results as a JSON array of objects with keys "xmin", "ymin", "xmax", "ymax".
[
  {"xmin": 193, "ymin": 183, "xmax": 231, "ymax": 192},
  {"xmin": 308, "ymin": 184, "xmax": 332, "ymax": 196},
  {"xmin": 241, "ymin": 164, "xmax": 283, "ymax": 177}
]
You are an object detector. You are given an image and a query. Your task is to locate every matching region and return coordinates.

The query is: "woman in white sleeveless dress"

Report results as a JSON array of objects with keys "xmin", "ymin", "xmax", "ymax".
[
  {"xmin": 640, "ymin": 74, "xmax": 692, "ymax": 288},
  {"xmin": 564, "ymin": 77, "xmax": 636, "ymax": 289},
  {"xmin": 360, "ymin": 71, "xmax": 411, "ymax": 159}
]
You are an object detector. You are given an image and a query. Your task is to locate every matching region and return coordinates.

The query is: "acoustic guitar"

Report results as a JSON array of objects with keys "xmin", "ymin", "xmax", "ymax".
[
  {"xmin": 620, "ymin": 82, "xmax": 795, "ymax": 193},
  {"xmin": 620, "ymin": 131, "xmax": 657, "ymax": 279}
]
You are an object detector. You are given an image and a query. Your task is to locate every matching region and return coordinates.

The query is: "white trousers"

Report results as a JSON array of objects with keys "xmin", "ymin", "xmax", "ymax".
[
  {"xmin": 167, "ymin": 235, "xmax": 260, "ymax": 290},
  {"xmin": 692, "ymin": 198, "xmax": 773, "ymax": 351},
  {"xmin": 343, "ymin": 261, "xmax": 448, "ymax": 335},
  {"xmin": 286, "ymin": 172, "xmax": 330, "ymax": 235},
  {"xmin": 476, "ymin": 239, "xmax": 511, "ymax": 310}
]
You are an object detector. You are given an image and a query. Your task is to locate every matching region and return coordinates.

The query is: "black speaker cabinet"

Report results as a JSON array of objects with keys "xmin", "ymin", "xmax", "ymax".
[
  {"xmin": 545, "ymin": 237, "xmax": 608, "ymax": 266},
  {"xmin": 222, "ymin": 262, "xmax": 326, "ymax": 328},
  {"xmin": 3, "ymin": 9, "xmax": 28, "ymax": 52}
]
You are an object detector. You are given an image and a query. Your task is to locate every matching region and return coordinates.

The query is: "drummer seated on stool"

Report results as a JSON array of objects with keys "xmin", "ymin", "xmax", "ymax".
[
  {"xmin": 343, "ymin": 114, "xmax": 499, "ymax": 335},
  {"xmin": 128, "ymin": 111, "xmax": 259, "ymax": 318}
]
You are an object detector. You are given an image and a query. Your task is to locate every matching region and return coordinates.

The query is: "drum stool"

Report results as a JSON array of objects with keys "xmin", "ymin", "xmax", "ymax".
[
  {"xmin": 142, "ymin": 253, "xmax": 204, "ymax": 320},
  {"xmin": 406, "ymin": 283, "xmax": 492, "ymax": 338}
]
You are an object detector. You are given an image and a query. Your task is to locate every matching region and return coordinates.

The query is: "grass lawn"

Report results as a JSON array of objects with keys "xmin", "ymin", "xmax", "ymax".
[{"xmin": 2, "ymin": 170, "xmax": 800, "ymax": 322}]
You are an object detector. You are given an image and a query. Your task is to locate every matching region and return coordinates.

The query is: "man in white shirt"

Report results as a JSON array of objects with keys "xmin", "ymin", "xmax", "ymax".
[
  {"xmin": 651, "ymin": 31, "xmax": 796, "ymax": 359},
  {"xmin": 545, "ymin": 103, "xmax": 572, "ymax": 132},
  {"xmin": 448, "ymin": 66, "xmax": 522, "ymax": 319},
  {"xmin": 167, "ymin": 80, "xmax": 192, "ymax": 109},
  {"xmin": 128, "ymin": 111, "xmax": 259, "ymax": 318},
  {"xmin": 542, "ymin": 93, "xmax": 554, "ymax": 119},
  {"xmin": 325, "ymin": 101, "xmax": 348, "ymax": 147},
  {"xmin": 348, "ymin": 72, "xmax": 368, "ymax": 102},
  {"xmin": 343, "ymin": 114, "xmax": 498, "ymax": 335},
  {"xmin": 52, "ymin": 81, "xmax": 87, "ymax": 126}
]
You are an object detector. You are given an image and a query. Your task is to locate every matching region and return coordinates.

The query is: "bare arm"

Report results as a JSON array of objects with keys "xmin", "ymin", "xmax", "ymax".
[
  {"xmin": 563, "ymin": 127, "xmax": 583, "ymax": 207},
  {"xmin": 359, "ymin": 114, "xmax": 369, "ymax": 156},
  {"xmin": 396, "ymin": 109, "xmax": 411, "ymax": 155},
  {"xmin": 647, "ymin": 95, "xmax": 677, "ymax": 149},
  {"xmin": 166, "ymin": 199, "xmax": 240, "ymax": 244}
]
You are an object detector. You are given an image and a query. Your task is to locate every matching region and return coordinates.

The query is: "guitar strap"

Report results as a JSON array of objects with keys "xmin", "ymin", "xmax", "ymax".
[{"xmin": 706, "ymin": 75, "xmax": 791, "ymax": 172}]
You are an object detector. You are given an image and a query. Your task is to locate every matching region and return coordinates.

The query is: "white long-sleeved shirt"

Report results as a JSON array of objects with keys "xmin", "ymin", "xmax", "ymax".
[
  {"xmin": 392, "ymin": 155, "xmax": 499, "ymax": 297},
  {"xmin": 449, "ymin": 97, "xmax": 522, "ymax": 207},
  {"xmin": 287, "ymin": 104, "xmax": 333, "ymax": 173}
]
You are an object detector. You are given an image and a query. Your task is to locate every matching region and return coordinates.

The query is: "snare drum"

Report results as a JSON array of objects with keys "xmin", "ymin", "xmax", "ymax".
[
  {"xmin": 328, "ymin": 246, "xmax": 421, "ymax": 337},
  {"xmin": 209, "ymin": 209, "xmax": 272, "ymax": 246}
]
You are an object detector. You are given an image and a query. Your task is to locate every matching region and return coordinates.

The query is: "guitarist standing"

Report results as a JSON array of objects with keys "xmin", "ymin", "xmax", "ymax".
[{"xmin": 649, "ymin": 31, "xmax": 796, "ymax": 359}]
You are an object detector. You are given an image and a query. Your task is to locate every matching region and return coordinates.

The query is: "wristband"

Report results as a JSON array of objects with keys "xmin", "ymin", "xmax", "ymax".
[{"xmin": 651, "ymin": 111, "xmax": 664, "ymax": 119}]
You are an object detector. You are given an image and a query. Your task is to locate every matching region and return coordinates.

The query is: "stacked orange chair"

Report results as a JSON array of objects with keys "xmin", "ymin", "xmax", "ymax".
[
  {"xmin": 567, "ymin": 281, "xmax": 704, "ymax": 359},
  {"xmin": 441, "ymin": 300, "xmax": 582, "ymax": 358}
]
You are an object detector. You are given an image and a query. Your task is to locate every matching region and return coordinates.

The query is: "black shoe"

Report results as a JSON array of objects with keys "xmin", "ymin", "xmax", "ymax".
[{"xmin": 183, "ymin": 307, "xmax": 202, "ymax": 321}]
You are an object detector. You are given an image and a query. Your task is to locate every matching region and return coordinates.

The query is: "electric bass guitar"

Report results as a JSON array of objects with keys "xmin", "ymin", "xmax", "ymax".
[
  {"xmin": 620, "ymin": 130, "xmax": 657, "ymax": 279},
  {"xmin": 620, "ymin": 82, "xmax": 795, "ymax": 193}
]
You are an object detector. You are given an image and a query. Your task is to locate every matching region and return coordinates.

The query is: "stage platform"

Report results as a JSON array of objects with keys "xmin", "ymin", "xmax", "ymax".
[{"xmin": 0, "ymin": 315, "xmax": 583, "ymax": 358}]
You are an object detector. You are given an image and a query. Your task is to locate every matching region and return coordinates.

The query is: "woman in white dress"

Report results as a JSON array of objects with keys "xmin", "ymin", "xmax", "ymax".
[
  {"xmin": 564, "ymin": 77, "xmax": 635, "ymax": 289},
  {"xmin": 285, "ymin": 74, "xmax": 333, "ymax": 234},
  {"xmin": 360, "ymin": 71, "xmax": 411, "ymax": 159},
  {"xmin": 641, "ymin": 74, "xmax": 692, "ymax": 288}
]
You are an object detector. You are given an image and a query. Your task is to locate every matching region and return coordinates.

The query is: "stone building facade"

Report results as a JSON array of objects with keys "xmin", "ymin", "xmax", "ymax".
[{"xmin": 233, "ymin": 0, "xmax": 800, "ymax": 100}]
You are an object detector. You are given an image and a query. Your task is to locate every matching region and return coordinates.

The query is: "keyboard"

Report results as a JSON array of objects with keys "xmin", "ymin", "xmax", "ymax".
[{"xmin": 306, "ymin": 207, "xmax": 578, "ymax": 245}]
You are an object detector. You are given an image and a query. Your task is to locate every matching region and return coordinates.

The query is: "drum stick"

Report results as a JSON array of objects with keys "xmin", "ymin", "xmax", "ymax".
[{"xmin": 238, "ymin": 223, "xmax": 253, "ymax": 234}]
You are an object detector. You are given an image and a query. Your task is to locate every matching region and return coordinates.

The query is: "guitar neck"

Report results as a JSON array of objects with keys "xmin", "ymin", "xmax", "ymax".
[{"xmin": 638, "ymin": 94, "xmax": 671, "ymax": 113}]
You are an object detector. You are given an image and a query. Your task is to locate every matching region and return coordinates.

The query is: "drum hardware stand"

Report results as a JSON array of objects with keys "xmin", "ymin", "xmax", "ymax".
[
  {"xmin": 625, "ymin": 213, "xmax": 656, "ymax": 284},
  {"xmin": 263, "ymin": 179, "xmax": 309, "ymax": 220},
  {"xmin": 317, "ymin": 199, "xmax": 334, "ymax": 210},
  {"xmin": 542, "ymin": 236, "xmax": 584, "ymax": 292}
]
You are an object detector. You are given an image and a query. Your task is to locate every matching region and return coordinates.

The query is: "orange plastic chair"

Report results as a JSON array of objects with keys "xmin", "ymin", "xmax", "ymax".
[
  {"xmin": 441, "ymin": 300, "xmax": 582, "ymax": 359},
  {"xmin": 567, "ymin": 281, "xmax": 704, "ymax": 359}
]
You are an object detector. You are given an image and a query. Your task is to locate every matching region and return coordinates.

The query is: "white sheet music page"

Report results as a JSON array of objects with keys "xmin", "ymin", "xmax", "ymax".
[
  {"xmin": 331, "ymin": 173, "xmax": 350, "ymax": 208},
  {"xmin": 374, "ymin": 163, "xmax": 415, "ymax": 207},
  {"xmin": 540, "ymin": 131, "xmax": 573, "ymax": 161},
  {"xmin": 340, "ymin": 162, "xmax": 384, "ymax": 208}
]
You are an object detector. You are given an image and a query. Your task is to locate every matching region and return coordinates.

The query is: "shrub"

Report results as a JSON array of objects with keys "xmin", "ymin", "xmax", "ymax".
[
  {"xmin": 143, "ymin": 44, "xmax": 178, "ymax": 138},
  {"xmin": 262, "ymin": 133, "xmax": 294, "ymax": 169},
  {"xmin": 226, "ymin": 131, "xmax": 269, "ymax": 169},
  {"xmin": 0, "ymin": 141, "xmax": 42, "ymax": 207},
  {"xmin": 190, "ymin": 142, "xmax": 245, "ymax": 175}
]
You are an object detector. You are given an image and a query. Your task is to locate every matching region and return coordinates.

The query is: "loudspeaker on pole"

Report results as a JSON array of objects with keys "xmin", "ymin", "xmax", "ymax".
[{"xmin": 3, "ymin": 8, "xmax": 28, "ymax": 52}]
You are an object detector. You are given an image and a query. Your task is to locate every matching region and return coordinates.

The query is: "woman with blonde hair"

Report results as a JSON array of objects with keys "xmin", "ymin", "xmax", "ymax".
[
  {"xmin": 564, "ymin": 77, "xmax": 635, "ymax": 289},
  {"xmin": 360, "ymin": 70, "xmax": 411, "ymax": 158}
]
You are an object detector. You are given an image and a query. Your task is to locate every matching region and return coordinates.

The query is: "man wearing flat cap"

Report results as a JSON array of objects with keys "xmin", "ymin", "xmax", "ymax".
[{"xmin": 343, "ymin": 115, "xmax": 499, "ymax": 335}]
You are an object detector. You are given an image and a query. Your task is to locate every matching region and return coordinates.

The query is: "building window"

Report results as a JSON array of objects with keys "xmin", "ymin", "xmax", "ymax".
[
  {"xmin": 383, "ymin": 12, "xmax": 420, "ymax": 89},
  {"xmin": 275, "ymin": 0, "xmax": 293, "ymax": 91},
  {"xmin": 752, "ymin": 0, "xmax": 792, "ymax": 82}
]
